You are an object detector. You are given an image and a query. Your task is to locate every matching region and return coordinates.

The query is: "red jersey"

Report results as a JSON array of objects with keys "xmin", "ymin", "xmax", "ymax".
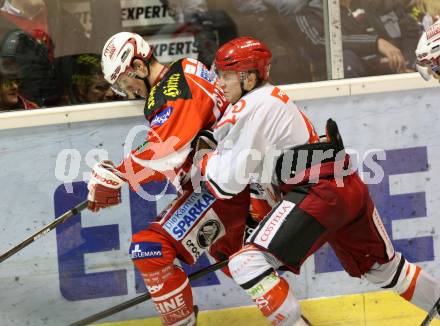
[{"xmin": 117, "ymin": 58, "xmax": 228, "ymax": 191}]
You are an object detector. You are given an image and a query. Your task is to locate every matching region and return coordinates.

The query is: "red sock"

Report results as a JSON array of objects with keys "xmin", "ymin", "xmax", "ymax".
[{"xmin": 145, "ymin": 266, "xmax": 195, "ymax": 326}]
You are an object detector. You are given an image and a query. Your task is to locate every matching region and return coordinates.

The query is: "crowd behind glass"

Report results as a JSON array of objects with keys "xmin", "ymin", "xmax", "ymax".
[{"xmin": 0, "ymin": 0, "xmax": 438, "ymax": 112}]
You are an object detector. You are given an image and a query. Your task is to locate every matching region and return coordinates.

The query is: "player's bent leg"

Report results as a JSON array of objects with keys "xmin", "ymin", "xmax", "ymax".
[
  {"xmin": 229, "ymin": 245, "xmax": 308, "ymax": 326},
  {"xmin": 364, "ymin": 252, "xmax": 440, "ymax": 313},
  {"xmin": 130, "ymin": 229, "xmax": 196, "ymax": 326}
]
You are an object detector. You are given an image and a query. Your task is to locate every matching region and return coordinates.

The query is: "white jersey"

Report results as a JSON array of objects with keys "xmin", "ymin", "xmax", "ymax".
[{"xmin": 204, "ymin": 83, "xmax": 317, "ymax": 203}]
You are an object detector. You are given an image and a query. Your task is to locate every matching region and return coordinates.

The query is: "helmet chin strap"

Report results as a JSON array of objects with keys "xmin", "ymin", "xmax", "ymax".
[
  {"xmin": 133, "ymin": 59, "xmax": 152, "ymax": 96},
  {"xmin": 239, "ymin": 72, "xmax": 249, "ymax": 97},
  {"xmin": 141, "ymin": 63, "xmax": 169, "ymax": 86},
  {"xmin": 239, "ymin": 71, "xmax": 262, "ymax": 97},
  {"xmin": 134, "ymin": 60, "xmax": 170, "ymax": 97}
]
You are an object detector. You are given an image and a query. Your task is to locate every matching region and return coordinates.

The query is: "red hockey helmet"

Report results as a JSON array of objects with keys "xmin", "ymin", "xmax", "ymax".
[{"xmin": 214, "ymin": 36, "xmax": 272, "ymax": 81}]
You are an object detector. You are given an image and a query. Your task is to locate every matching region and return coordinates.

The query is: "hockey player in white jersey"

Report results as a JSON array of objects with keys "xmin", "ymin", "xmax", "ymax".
[
  {"xmin": 198, "ymin": 36, "xmax": 440, "ymax": 325},
  {"xmin": 200, "ymin": 36, "xmax": 319, "ymax": 222},
  {"xmin": 198, "ymin": 36, "xmax": 318, "ymax": 325}
]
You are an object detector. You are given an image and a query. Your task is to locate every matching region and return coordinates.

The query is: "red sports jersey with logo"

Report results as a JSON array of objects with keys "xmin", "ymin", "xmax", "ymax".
[{"xmin": 117, "ymin": 58, "xmax": 227, "ymax": 192}]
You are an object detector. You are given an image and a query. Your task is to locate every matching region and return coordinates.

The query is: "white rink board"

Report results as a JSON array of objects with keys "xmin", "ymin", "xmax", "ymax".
[{"xmin": 0, "ymin": 87, "xmax": 439, "ymax": 325}]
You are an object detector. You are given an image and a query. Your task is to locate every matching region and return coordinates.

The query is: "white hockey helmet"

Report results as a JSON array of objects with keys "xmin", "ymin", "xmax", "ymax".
[
  {"xmin": 415, "ymin": 20, "xmax": 440, "ymax": 81},
  {"xmin": 101, "ymin": 32, "xmax": 153, "ymax": 85}
]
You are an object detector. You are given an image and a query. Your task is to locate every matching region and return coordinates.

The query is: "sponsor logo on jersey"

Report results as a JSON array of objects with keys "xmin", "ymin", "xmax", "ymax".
[
  {"xmin": 163, "ymin": 73, "xmax": 181, "ymax": 97},
  {"xmin": 196, "ymin": 65, "xmax": 215, "ymax": 83},
  {"xmin": 144, "ymin": 60, "xmax": 192, "ymax": 115},
  {"xmin": 129, "ymin": 242, "xmax": 163, "ymax": 259},
  {"xmin": 157, "ymin": 292, "xmax": 193, "ymax": 324},
  {"xmin": 156, "ymin": 293, "xmax": 187, "ymax": 314},
  {"xmin": 197, "ymin": 220, "xmax": 221, "ymax": 248},
  {"xmin": 182, "ymin": 219, "xmax": 221, "ymax": 260},
  {"xmin": 253, "ymin": 201, "xmax": 295, "ymax": 248},
  {"xmin": 151, "ymin": 106, "xmax": 173, "ymax": 126},
  {"xmin": 163, "ymin": 192, "xmax": 216, "ymax": 240},
  {"xmin": 254, "ymin": 296, "xmax": 269, "ymax": 309},
  {"xmin": 148, "ymin": 283, "xmax": 164, "ymax": 294},
  {"xmin": 247, "ymin": 273, "xmax": 279, "ymax": 298},
  {"xmin": 181, "ymin": 210, "xmax": 225, "ymax": 261},
  {"xmin": 185, "ymin": 239, "xmax": 202, "ymax": 259},
  {"xmin": 147, "ymin": 83, "xmax": 159, "ymax": 110}
]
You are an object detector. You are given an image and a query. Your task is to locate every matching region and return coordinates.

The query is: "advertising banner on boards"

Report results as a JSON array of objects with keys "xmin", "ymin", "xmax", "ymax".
[{"xmin": 0, "ymin": 87, "xmax": 439, "ymax": 325}]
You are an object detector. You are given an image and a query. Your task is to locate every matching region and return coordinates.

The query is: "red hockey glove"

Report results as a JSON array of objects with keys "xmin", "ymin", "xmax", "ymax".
[{"xmin": 87, "ymin": 161, "xmax": 125, "ymax": 212}]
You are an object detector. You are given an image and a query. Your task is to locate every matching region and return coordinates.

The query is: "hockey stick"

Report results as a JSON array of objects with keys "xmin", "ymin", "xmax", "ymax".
[
  {"xmin": 0, "ymin": 199, "xmax": 88, "ymax": 264},
  {"xmin": 420, "ymin": 296, "xmax": 440, "ymax": 326},
  {"xmin": 69, "ymin": 259, "xmax": 229, "ymax": 326}
]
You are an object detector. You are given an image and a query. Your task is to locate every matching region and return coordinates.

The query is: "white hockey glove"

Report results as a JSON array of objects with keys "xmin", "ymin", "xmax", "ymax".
[{"xmin": 87, "ymin": 161, "xmax": 125, "ymax": 212}]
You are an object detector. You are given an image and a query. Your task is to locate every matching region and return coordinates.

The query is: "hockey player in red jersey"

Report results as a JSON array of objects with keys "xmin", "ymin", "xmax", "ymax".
[
  {"xmin": 416, "ymin": 19, "xmax": 440, "ymax": 82},
  {"xmin": 200, "ymin": 36, "xmax": 440, "ymax": 325},
  {"xmin": 86, "ymin": 32, "xmax": 249, "ymax": 326}
]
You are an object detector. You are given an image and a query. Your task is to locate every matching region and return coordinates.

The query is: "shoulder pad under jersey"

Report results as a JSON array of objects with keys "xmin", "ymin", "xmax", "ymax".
[{"xmin": 144, "ymin": 59, "xmax": 193, "ymax": 118}]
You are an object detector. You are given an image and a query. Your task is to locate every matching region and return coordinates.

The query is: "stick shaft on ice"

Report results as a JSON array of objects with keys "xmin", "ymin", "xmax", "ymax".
[
  {"xmin": 69, "ymin": 259, "xmax": 229, "ymax": 326},
  {"xmin": 0, "ymin": 200, "xmax": 88, "ymax": 264}
]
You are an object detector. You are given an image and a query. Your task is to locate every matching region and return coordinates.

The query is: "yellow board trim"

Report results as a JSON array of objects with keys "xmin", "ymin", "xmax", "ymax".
[{"xmin": 97, "ymin": 291, "xmax": 440, "ymax": 326}]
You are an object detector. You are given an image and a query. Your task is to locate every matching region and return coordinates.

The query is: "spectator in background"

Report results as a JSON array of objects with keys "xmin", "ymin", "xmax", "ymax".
[
  {"xmin": 0, "ymin": 58, "xmax": 38, "ymax": 111},
  {"xmin": 263, "ymin": 0, "xmax": 308, "ymax": 16},
  {"xmin": 0, "ymin": 0, "xmax": 89, "ymax": 57},
  {"xmin": 219, "ymin": 0, "xmax": 305, "ymax": 84},
  {"xmin": 68, "ymin": 53, "xmax": 116, "ymax": 104},
  {"xmin": 0, "ymin": 0, "xmax": 90, "ymax": 108},
  {"xmin": 295, "ymin": 0, "xmax": 421, "ymax": 79},
  {"xmin": 0, "ymin": 0, "xmax": 54, "ymax": 58},
  {"xmin": 0, "ymin": 29, "xmax": 57, "ymax": 106},
  {"xmin": 411, "ymin": 0, "xmax": 440, "ymax": 30},
  {"xmin": 159, "ymin": 0, "xmax": 237, "ymax": 67}
]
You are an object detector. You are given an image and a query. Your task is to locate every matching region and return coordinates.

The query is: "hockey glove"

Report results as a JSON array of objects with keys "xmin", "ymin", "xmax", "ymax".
[
  {"xmin": 87, "ymin": 161, "xmax": 125, "ymax": 212},
  {"xmin": 192, "ymin": 130, "xmax": 217, "ymax": 170},
  {"xmin": 192, "ymin": 130, "xmax": 217, "ymax": 154}
]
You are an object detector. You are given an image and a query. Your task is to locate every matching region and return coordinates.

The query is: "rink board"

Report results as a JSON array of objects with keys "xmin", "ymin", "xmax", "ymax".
[{"xmin": 0, "ymin": 85, "xmax": 439, "ymax": 325}]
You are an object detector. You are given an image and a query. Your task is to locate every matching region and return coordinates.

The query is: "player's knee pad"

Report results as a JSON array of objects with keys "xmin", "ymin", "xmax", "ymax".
[
  {"xmin": 247, "ymin": 272, "xmax": 302, "ymax": 325},
  {"xmin": 363, "ymin": 252, "xmax": 404, "ymax": 287},
  {"xmin": 228, "ymin": 245, "xmax": 281, "ymax": 287},
  {"xmin": 229, "ymin": 246, "xmax": 302, "ymax": 325}
]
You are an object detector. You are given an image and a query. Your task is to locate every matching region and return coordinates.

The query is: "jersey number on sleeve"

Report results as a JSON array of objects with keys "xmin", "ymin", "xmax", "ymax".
[
  {"xmin": 271, "ymin": 87, "xmax": 289, "ymax": 104},
  {"xmin": 214, "ymin": 99, "xmax": 246, "ymax": 128}
]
